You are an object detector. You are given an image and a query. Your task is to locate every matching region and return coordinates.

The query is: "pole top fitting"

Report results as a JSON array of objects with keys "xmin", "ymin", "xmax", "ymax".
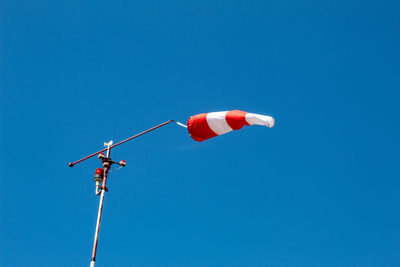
[{"xmin": 104, "ymin": 140, "xmax": 113, "ymax": 148}]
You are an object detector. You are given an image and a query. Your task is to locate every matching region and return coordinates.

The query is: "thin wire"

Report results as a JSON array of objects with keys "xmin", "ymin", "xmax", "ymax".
[{"xmin": 109, "ymin": 166, "xmax": 123, "ymax": 173}]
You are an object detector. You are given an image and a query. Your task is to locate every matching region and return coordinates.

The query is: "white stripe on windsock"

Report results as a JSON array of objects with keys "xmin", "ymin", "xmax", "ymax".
[
  {"xmin": 245, "ymin": 113, "xmax": 275, "ymax": 128},
  {"xmin": 206, "ymin": 111, "xmax": 233, "ymax": 135}
]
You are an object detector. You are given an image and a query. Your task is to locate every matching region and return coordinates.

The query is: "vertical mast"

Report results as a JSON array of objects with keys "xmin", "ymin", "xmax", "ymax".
[
  {"xmin": 90, "ymin": 141, "xmax": 112, "ymax": 267},
  {"xmin": 68, "ymin": 121, "xmax": 176, "ymax": 266}
]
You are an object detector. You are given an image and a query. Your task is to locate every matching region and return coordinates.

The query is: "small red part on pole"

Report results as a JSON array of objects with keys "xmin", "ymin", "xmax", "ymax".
[{"xmin": 95, "ymin": 168, "xmax": 103, "ymax": 175}]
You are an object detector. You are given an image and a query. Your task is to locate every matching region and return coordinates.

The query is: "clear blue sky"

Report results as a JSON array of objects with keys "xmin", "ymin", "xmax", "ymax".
[{"xmin": 1, "ymin": 1, "xmax": 399, "ymax": 266}]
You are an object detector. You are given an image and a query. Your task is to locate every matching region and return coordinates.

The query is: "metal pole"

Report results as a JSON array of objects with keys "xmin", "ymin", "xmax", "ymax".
[
  {"xmin": 90, "ymin": 145, "xmax": 111, "ymax": 267},
  {"xmin": 68, "ymin": 120, "xmax": 179, "ymax": 266},
  {"xmin": 69, "ymin": 120, "xmax": 174, "ymax": 167}
]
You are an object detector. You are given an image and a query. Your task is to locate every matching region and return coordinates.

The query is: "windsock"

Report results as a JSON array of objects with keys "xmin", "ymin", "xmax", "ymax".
[{"xmin": 187, "ymin": 110, "xmax": 275, "ymax": 142}]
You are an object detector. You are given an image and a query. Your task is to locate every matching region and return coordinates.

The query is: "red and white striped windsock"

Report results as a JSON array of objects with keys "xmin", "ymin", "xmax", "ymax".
[{"xmin": 187, "ymin": 110, "xmax": 275, "ymax": 142}]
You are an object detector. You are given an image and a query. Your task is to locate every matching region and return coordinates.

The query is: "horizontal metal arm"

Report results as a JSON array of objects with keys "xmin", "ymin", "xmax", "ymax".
[{"xmin": 68, "ymin": 120, "xmax": 175, "ymax": 167}]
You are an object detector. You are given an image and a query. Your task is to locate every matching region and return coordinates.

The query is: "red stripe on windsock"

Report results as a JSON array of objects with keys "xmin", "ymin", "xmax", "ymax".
[
  {"xmin": 225, "ymin": 110, "xmax": 249, "ymax": 130},
  {"xmin": 187, "ymin": 113, "xmax": 217, "ymax": 142}
]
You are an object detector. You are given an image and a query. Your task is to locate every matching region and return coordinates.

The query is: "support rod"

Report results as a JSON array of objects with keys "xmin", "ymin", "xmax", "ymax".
[
  {"xmin": 69, "ymin": 120, "xmax": 174, "ymax": 167},
  {"xmin": 90, "ymin": 146, "xmax": 111, "ymax": 267}
]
